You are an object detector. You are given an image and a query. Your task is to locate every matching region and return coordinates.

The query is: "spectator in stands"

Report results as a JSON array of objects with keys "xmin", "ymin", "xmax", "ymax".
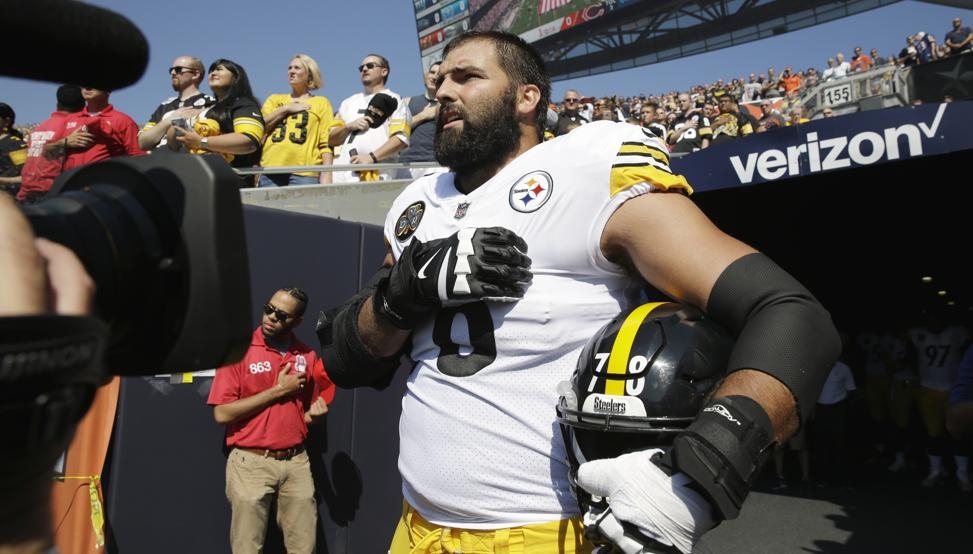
[
  {"xmin": 638, "ymin": 100, "xmax": 667, "ymax": 140},
  {"xmin": 926, "ymin": 34, "xmax": 942, "ymax": 61},
  {"xmin": 398, "ymin": 61, "xmax": 441, "ymax": 179},
  {"xmin": 762, "ymin": 67, "xmax": 781, "ymax": 97},
  {"xmin": 555, "ymin": 89, "xmax": 589, "ymax": 136},
  {"xmin": 787, "ymin": 105, "xmax": 809, "ymax": 126},
  {"xmin": 945, "ymin": 17, "xmax": 973, "ymax": 55},
  {"xmin": 803, "ymin": 66, "xmax": 821, "ymax": 89},
  {"xmin": 62, "ymin": 87, "xmax": 145, "ymax": 173},
  {"xmin": 169, "ymin": 58, "xmax": 265, "ymax": 187},
  {"xmin": 821, "ymin": 108, "xmax": 835, "ymax": 118},
  {"xmin": 869, "ymin": 48, "xmax": 885, "ymax": 66},
  {"xmin": 821, "ymin": 57, "xmax": 838, "ymax": 81},
  {"xmin": 778, "ymin": 67, "xmax": 802, "ymax": 98},
  {"xmin": 591, "ymin": 97, "xmax": 614, "ymax": 121},
  {"xmin": 138, "ymin": 55, "xmax": 214, "ymax": 151},
  {"xmin": 898, "ymin": 36, "xmax": 920, "ymax": 66},
  {"xmin": 17, "ymin": 85, "xmax": 85, "ymax": 203},
  {"xmin": 668, "ymin": 92, "xmax": 710, "ymax": 153},
  {"xmin": 833, "ymin": 53, "xmax": 851, "ymax": 78},
  {"xmin": 850, "ymin": 46, "xmax": 874, "ymax": 73},
  {"xmin": 0, "ymin": 103, "xmax": 27, "ymax": 197},
  {"xmin": 914, "ymin": 32, "xmax": 935, "ymax": 63},
  {"xmin": 258, "ymin": 54, "xmax": 335, "ymax": 186},
  {"xmin": 756, "ymin": 99, "xmax": 785, "ymax": 132},
  {"xmin": 710, "ymin": 93, "xmax": 755, "ymax": 146},
  {"xmin": 329, "ymin": 54, "xmax": 410, "ymax": 183},
  {"xmin": 741, "ymin": 73, "xmax": 763, "ymax": 102}
]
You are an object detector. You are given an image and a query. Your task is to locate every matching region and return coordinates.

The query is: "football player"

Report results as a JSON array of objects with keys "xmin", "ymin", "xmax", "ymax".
[{"xmin": 320, "ymin": 30, "xmax": 840, "ymax": 553}]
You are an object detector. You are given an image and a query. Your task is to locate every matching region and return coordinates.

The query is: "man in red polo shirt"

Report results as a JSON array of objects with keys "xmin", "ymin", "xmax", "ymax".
[
  {"xmin": 17, "ymin": 85, "xmax": 86, "ymax": 203},
  {"xmin": 62, "ymin": 87, "xmax": 144, "ymax": 171},
  {"xmin": 208, "ymin": 286, "xmax": 335, "ymax": 554}
]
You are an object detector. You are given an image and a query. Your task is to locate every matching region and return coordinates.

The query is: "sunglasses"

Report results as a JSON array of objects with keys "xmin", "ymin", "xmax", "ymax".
[
  {"xmin": 358, "ymin": 62, "xmax": 384, "ymax": 72},
  {"xmin": 169, "ymin": 66, "xmax": 195, "ymax": 74},
  {"xmin": 563, "ymin": 98, "xmax": 579, "ymax": 103},
  {"xmin": 263, "ymin": 303, "xmax": 295, "ymax": 322}
]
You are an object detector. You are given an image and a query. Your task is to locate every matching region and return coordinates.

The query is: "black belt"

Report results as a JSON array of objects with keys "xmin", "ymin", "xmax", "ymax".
[{"xmin": 235, "ymin": 445, "xmax": 305, "ymax": 460}]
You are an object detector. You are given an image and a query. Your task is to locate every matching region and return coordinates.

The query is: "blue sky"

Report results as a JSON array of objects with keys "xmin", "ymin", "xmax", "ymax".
[{"xmin": 2, "ymin": 0, "xmax": 971, "ymax": 125}]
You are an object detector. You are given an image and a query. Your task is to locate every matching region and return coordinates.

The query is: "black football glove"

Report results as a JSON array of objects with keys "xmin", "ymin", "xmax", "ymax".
[{"xmin": 373, "ymin": 227, "xmax": 532, "ymax": 329}]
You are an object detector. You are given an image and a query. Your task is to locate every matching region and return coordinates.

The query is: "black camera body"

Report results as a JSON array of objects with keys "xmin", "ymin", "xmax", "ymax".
[{"xmin": 23, "ymin": 153, "xmax": 252, "ymax": 375}]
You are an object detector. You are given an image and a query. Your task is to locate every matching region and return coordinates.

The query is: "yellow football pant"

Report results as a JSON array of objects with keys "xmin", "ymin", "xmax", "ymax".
[{"xmin": 389, "ymin": 501, "xmax": 594, "ymax": 554}]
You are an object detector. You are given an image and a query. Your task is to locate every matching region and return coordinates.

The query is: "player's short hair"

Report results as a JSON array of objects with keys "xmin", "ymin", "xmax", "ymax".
[{"xmin": 443, "ymin": 30, "xmax": 552, "ymax": 142}]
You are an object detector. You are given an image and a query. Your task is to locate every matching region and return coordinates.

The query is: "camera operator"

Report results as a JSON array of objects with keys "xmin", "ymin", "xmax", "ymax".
[{"xmin": 0, "ymin": 191, "xmax": 97, "ymax": 553}]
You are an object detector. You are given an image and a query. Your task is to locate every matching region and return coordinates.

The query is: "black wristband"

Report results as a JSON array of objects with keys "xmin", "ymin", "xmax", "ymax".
[
  {"xmin": 372, "ymin": 277, "xmax": 418, "ymax": 329},
  {"xmin": 655, "ymin": 395, "xmax": 774, "ymax": 520},
  {"xmin": 369, "ymin": 152, "xmax": 378, "ymax": 163}
]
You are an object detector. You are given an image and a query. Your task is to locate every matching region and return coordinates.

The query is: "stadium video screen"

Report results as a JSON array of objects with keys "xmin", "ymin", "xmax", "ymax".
[{"xmin": 413, "ymin": 0, "xmax": 643, "ymax": 70}]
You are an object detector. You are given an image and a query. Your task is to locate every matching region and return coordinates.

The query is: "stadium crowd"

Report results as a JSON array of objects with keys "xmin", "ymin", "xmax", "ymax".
[{"xmin": 1, "ymin": 16, "xmax": 969, "ymax": 200}]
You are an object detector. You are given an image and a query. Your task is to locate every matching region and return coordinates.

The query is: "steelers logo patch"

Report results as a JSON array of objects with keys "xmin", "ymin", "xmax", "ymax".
[
  {"xmin": 395, "ymin": 201, "xmax": 425, "ymax": 241},
  {"xmin": 509, "ymin": 171, "xmax": 553, "ymax": 213}
]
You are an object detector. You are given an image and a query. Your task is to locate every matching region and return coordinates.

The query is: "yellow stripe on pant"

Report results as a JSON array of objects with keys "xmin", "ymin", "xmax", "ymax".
[{"xmin": 389, "ymin": 501, "xmax": 593, "ymax": 553}]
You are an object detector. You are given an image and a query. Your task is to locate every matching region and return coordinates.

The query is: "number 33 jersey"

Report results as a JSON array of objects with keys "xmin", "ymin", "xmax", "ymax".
[{"xmin": 384, "ymin": 121, "xmax": 692, "ymax": 528}]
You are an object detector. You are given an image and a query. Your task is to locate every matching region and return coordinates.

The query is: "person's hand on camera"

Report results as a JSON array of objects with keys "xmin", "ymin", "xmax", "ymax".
[
  {"xmin": 373, "ymin": 227, "xmax": 532, "ymax": 329},
  {"xmin": 0, "ymin": 194, "xmax": 94, "ymax": 317},
  {"xmin": 577, "ymin": 448, "xmax": 716, "ymax": 554}
]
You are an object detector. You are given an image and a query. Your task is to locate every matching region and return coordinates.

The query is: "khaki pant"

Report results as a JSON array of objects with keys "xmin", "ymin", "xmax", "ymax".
[
  {"xmin": 225, "ymin": 447, "xmax": 316, "ymax": 554},
  {"xmin": 389, "ymin": 501, "xmax": 593, "ymax": 554}
]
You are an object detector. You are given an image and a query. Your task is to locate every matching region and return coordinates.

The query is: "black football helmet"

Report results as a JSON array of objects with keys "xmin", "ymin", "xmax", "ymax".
[{"xmin": 556, "ymin": 302, "xmax": 734, "ymax": 487}]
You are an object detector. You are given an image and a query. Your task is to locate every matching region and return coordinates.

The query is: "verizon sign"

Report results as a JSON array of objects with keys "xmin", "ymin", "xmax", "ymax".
[{"xmin": 672, "ymin": 103, "xmax": 969, "ymax": 192}]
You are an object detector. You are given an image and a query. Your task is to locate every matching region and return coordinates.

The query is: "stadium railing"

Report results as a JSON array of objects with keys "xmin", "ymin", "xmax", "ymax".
[{"xmin": 236, "ymin": 162, "xmax": 443, "ymax": 226}]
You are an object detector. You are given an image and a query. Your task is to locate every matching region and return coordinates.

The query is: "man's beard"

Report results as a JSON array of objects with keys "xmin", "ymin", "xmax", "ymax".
[{"xmin": 434, "ymin": 86, "xmax": 520, "ymax": 175}]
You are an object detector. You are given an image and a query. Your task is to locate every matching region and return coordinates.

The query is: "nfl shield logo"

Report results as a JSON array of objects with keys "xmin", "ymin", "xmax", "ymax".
[{"xmin": 454, "ymin": 202, "xmax": 470, "ymax": 220}]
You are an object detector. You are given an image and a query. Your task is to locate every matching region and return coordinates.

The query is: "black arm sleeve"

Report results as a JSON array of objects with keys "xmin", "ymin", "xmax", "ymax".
[
  {"xmin": 316, "ymin": 267, "xmax": 406, "ymax": 390},
  {"xmin": 706, "ymin": 252, "xmax": 841, "ymax": 426}
]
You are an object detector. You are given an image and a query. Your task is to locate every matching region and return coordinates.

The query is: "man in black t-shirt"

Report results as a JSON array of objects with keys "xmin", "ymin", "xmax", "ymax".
[{"xmin": 138, "ymin": 55, "xmax": 215, "ymax": 151}]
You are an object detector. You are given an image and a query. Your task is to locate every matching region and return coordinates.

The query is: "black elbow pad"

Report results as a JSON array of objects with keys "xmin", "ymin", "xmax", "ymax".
[
  {"xmin": 316, "ymin": 266, "xmax": 404, "ymax": 390},
  {"xmin": 707, "ymin": 253, "xmax": 841, "ymax": 425}
]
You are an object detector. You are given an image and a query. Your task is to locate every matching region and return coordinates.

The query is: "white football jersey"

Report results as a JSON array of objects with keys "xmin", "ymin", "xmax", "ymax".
[
  {"xmin": 385, "ymin": 121, "xmax": 692, "ymax": 528},
  {"xmin": 908, "ymin": 325, "xmax": 971, "ymax": 390},
  {"xmin": 332, "ymin": 89, "xmax": 409, "ymax": 182}
]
